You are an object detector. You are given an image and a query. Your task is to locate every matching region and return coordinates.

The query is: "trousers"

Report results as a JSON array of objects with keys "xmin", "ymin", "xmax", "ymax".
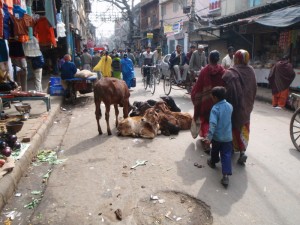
[
  {"xmin": 211, "ymin": 140, "xmax": 233, "ymax": 175},
  {"xmin": 173, "ymin": 64, "xmax": 189, "ymax": 81}
]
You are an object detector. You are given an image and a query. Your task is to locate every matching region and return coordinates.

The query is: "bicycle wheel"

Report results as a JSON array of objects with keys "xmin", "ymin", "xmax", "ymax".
[
  {"xmin": 150, "ymin": 72, "xmax": 156, "ymax": 94},
  {"xmin": 156, "ymin": 68, "xmax": 161, "ymax": 85},
  {"xmin": 290, "ymin": 107, "xmax": 300, "ymax": 151},
  {"xmin": 163, "ymin": 75, "xmax": 172, "ymax": 95},
  {"xmin": 143, "ymin": 75, "xmax": 148, "ymax": 90}
]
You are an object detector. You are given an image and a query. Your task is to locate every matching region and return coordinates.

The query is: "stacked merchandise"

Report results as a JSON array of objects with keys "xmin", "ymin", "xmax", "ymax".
[{"xmin": 49, "ymin": 77, "xmax": 64, "ymax": 96}]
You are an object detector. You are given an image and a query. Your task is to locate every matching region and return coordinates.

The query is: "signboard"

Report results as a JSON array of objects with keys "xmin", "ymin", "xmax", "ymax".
[
  {"xmin": 164, "ymin": 25, "xmax": 173, "ymax": 34},
  {"xmin": 209, "ymin": 0, "xmax": 221, "ymax": 11},
  {"xmin": 147, "ymin": 33, "xmax": 153, "ymax": 39},
  {"xmin": 172, "ymin": 23, "xmax": 181, "ymax": 33}
]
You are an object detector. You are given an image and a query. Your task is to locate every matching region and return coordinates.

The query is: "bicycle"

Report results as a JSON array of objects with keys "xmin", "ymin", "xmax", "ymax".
[
  {"xmin": 163, "ymin": 67, "xmax": 196, "ymax": 96},
  {"xmin": 142, "ymin": 65, "xmax": 156, "ymax": 94}
]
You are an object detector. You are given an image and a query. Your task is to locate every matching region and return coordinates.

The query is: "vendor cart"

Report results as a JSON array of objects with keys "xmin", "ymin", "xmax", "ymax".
[
  {"xmin": 65, "ymin": 76, "xmax": 98, "ymax": 104},
  {"xmin": 290, "ymin": 93, "xmax": 300, "ymax": 151}
]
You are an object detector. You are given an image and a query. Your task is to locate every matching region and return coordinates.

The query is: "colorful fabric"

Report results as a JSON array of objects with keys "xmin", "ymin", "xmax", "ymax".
[
  {"xmin": 222, "ymin": 64, "xmax": 257, "ymax": 130},
  {"xmin": 232, "ymin": 123, "xmax": 250, "ymax": 152},
  {"xmin": 34, "ymin": 17, "xmax": 57, "ymax": 47},
  {"xmin": 3, "ymin": 3, "xmax": 10, "ymax": 39},
  {"xmin": 268, "ymin": 60, "xmax": 295, "ymax": 94},
  {"xmin": 191, "ymin": 64, "xmax": 225, "ymax": 137},
  {"xmin": 93, "ymin": 55, "xmax": 112, "ymax": 77},
  {"xmin": 10, "ymin": 14, "xmax": 34, "ymax": 36},
  {"xmin": 4, "ymin": 0, "xmax": 13, "ymax": 13},
  {"xmin": 121, "ymin": 58, "xmax": 134, "ymax": 88},
  {"xmin": 112, "ymin": 71, "xmax": 121, "ymax": 79},
  {"xmin": 233, "ymin": 49, "xmax": 250, "ymax": 65},
  {"xmin": 272, "ymin": 88, "xmax": 289, "ymax": 108},
  {"xmin": 45, "ymin": 0, "xmax": 56, "ymax": 28}
]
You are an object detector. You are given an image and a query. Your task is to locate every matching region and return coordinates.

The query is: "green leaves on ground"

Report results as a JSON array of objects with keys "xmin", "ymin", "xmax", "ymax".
[{"xmin": 36, "ymin": 150, "xmax": 66, "ymax": 165}]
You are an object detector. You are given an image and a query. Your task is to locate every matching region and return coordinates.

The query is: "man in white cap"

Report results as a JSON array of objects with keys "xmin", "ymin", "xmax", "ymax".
[{"xmin": 189, "ymin": 44, "xmax": 207, "ymax": 73}]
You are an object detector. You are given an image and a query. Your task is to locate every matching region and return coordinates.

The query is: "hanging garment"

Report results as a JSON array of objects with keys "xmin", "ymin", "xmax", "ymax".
[
  {"xmin": 3, "ymin": 3, "xmax": 11, "ymax": 39},
  {"xmin": 4, "ymin": 0, "xmax": 13, "ymax": 13},
  {"xmin": 0, "ymin": 40, "xmax": 9, "ymax": 62},
  {"xmin": 13, "ymin": 4, "xmax": 26, "ymax": 18},
  {"xmin": 34, "ymin": 17, "xmax": 57, "ymax": 47},
  {"xmin": 10, "ymin": 14, "xmax": 34, "ymax": 36},
  {"xmin": 45, "ymin": 0, "xmax": 56, "ymax": 28},
  {"xmin": 22, "ymin": 36, "xmax": 42, "ymax": 57},
  {"xmin": 56, "ymin": 22, "xmax": 66, "ymax": 38},
  {"xmin": 8, "ymin": 39, "xmax": 25, "ymax": 58}
]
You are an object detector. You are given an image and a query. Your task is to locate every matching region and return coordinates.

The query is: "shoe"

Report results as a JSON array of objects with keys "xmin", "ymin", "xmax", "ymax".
[
  {"xmin": 275, "ymin": 106, "xmax": 283, "ymax": 110},
  {"xmin": 237, "ymin": 153, "xmax": 247, "ymax": 165},
  {"xmin": 221, "ymin": 175, "xmax": 229, "ymax": 187},
  {"xmin": 207, "ymin": 158, "xmax": 216, "ymax": 169}
]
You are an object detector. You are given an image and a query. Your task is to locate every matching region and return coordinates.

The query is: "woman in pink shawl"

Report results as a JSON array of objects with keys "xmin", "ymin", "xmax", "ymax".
[
  {"xmin": 222, "ymin": 49, "xmax": 257, "ymax": 165},
  {"xmin": 191, "ymin": 50, "xmax": 225, "ymax": 152}
]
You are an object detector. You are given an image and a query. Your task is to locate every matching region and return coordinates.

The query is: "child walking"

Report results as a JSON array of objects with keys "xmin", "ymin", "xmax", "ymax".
[{"xmin": 205, "ymin": 86, "xmax": 233, "ymax": 187}]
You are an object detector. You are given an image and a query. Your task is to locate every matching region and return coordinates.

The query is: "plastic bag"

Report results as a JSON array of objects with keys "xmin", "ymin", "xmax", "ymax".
[{"xmin": 190, "ymin": 118, "xmax": 200, "ymax": 139}]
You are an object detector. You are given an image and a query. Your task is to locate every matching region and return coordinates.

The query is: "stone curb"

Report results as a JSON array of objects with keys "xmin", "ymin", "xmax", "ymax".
[{"xmin": 0, "ymin": 97, "xmax": 63, "ymax": 211}]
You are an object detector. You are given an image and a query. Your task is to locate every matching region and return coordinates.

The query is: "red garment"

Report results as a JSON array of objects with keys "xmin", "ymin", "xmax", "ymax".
[
  {"xmin": 34, "ymin": 17, "xmax": 57, "ymax": 47},
  {"xmin": 191, "ymin": 64, "xmax": 225, "ymax": 137},
  {"xmin": 10, "ymin": 14, "xmax": 34, "ymax": 36}
]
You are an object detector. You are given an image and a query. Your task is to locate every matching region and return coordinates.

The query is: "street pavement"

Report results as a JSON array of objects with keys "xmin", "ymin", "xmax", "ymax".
[{"xmin": 0, "ymin": 68, "xmax": 300, "ymax": 225}]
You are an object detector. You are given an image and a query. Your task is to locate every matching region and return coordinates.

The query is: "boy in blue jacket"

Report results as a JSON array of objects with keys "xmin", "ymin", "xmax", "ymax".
[{"xmin": 205, "ymin": 86, "xmax": 233, "ymax": 187}]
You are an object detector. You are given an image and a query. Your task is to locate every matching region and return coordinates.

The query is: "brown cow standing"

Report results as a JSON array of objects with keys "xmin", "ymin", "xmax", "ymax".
[{"xmin": 94, "ymin": 78, "xmax": 130, "ymax": 135}]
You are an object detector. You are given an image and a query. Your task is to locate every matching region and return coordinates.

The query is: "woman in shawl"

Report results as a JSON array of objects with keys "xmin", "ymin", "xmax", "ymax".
[
  {"xmin": 121, "ymin": 53, "xmax": 134, "ymax": 89},
  {"xmin": 222, "ymin": 49, "xmax": 257, "ymax": 165},
  {"xmin": 268, "ymin": 55, "xmax": 295, "ymax": 109},
  {"xmin": 191, "ymin": 50, "xmax": 225, "ymax": 152},
  {"xmin": 111, "ymin": 54, "xmax": 122, "ymax": 79},
  {"xmin": 93, "ymin": 51, "xmax": 112, "ymax": 77}
]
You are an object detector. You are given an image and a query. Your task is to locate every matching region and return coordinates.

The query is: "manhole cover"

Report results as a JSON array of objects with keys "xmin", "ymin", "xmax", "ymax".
[{"xmin": 133, "ymin": 191, "xmax": 213, "ymax": 225}]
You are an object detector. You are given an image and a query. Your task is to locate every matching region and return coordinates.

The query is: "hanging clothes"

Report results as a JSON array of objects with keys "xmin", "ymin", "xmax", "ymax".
[
  {"xmin": 10, "ymin": 14, "xmax": 34, "ymax": 36},
  {"xmin": 8, "ymin": 39, "xmax": 25, "ymax": 58},
  {"xmin": 13, "ymin": 4, "xmax": 26, "ymax": 18},
  {"xmin": 3, "ymin": 3, "xmax": 11, "ymax": 39},
  {"xmin": 34, "ymin": 17, "xmax": 57, "ymax": 47},
  {"xmin": 45, "ymin": 0, "xmax": 56, "ymax": 28},
  {"xmin": 22, "ymin": 36, "xmax": 42, "ymax": 57},
  {"xmin": 0, "ymin": 40, "xmax": 9, "ymax": 62},
  {"xmin": 4, "ymin": 0, "xmax": 13, "ymax": 13}
]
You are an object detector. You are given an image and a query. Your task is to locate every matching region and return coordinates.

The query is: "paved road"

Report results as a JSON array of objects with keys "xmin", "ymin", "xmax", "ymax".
[{"xmin": 1, "ymin": 70, "xmax": 300, "ymax": 225}]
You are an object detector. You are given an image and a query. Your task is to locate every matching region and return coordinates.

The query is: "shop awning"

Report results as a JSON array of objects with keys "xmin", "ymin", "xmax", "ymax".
[{"xmin": 254, "ymin": 5, "xmax": 300, "ymax": 27}]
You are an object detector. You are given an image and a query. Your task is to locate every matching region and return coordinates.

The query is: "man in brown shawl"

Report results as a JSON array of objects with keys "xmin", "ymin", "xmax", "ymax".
[
  {"xmin": 222, "ymin": 49, "xmax": 257, "ymax": 165},
  {"xmin": 268, "ymin": 55, "xmax": 295, "ymax": 109}
]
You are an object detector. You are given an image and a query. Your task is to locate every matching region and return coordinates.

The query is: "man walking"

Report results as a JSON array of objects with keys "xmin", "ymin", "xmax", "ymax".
[{"xmin": 81, "ymin": 49, "xmax": 92, "ymax": 71}]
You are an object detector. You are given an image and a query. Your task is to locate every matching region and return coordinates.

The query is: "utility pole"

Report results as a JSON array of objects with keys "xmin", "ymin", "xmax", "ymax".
[
  {"xmin": 188, "ymin": 0, "xmax": 195, "ymax": 46},
  {"xmin": 65, "ymin": 0, "xmax": 71, "ymax": 54}
]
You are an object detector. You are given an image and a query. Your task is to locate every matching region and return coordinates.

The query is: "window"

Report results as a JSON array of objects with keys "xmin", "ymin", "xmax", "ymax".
[
  {"xmin": 162, "ymin": 5, "xmax": 166, "ymax": 16},
  {"xmin": 249, "ymin": 0, "xmax": 261, "ymax": 7},
  {"xmin": 173, "ymin": 2, "xmax": 179, "ymax": 12}
]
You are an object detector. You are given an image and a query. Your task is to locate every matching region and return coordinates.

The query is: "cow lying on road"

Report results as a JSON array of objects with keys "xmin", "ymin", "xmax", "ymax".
[{"xmin": 117, "ymin": 108, "xmax": 160, "ymax": 139}]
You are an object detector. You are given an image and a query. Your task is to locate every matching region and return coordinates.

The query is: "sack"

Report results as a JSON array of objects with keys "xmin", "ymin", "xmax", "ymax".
[
  {"xmin": 31, "ymin": 55, "xmax": 45, "ymax": 69},
  {"xmin": 131, "ymin": 77, "xmax": 136, "ymax": 87},
  {"xmin": 190, "ymin": 118, "xmax": 200, "ymax": 139},
  {"xmin": 75, "ymin": 70, "xmax": 94, "ymax": 78}
]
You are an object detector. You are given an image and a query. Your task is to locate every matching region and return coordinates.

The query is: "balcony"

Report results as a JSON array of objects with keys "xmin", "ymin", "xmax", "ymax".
[{"xmin": 141, "ymin": 16, "xmax": 160, "ymax": 31}]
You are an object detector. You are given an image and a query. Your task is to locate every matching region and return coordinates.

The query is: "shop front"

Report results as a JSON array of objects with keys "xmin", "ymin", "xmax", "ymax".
[{"xmin": 249, "ymin": 5, "xmax": 300, "ymax": 89}]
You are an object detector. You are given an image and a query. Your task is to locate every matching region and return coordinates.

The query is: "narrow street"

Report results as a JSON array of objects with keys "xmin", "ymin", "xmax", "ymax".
[{"xmin": 1, "ymin": 69, "xmax": 300, "ymax": 225}]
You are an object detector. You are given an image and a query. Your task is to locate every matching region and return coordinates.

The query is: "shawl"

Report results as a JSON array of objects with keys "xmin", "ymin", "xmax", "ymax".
[
  {"xmin": 222, "ymin": 65, "xmax": 257, "ymax": 130},
  {"xmin": 268, "ymin": 60, "xmax": 295, "ymax": 94},
  {"xmin": 191, "ymin": 64, "xmax": 225, "ymax": 121}
]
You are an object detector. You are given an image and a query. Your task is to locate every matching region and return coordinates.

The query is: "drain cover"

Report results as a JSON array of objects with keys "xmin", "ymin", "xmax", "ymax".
[{"xmin": 133, "ymin": 191, "xmax": 213, "ymax": 225}]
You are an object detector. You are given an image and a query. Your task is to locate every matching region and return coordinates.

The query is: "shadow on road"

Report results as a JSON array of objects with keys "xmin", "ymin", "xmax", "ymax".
[{"xmin": 289, "ymin": 148, "xmax": 300, "ymax": 161}]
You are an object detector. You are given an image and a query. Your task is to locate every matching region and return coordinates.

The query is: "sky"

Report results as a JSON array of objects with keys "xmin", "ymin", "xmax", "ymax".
[{"xmin": 89, "ymin": 0, "xmax": 141, "ymax": 38}]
